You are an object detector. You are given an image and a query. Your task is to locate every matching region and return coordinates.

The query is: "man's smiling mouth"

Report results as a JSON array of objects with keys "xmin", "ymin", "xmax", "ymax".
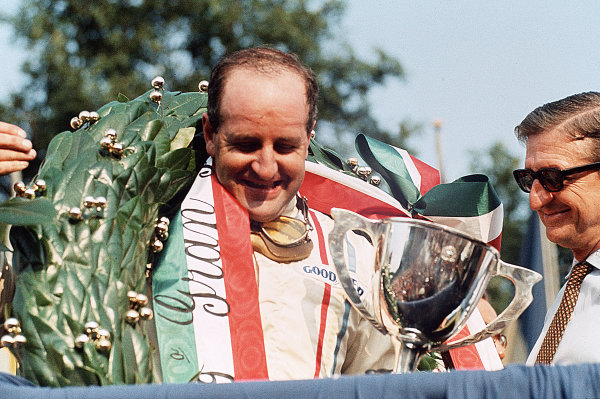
[
  {"xmin": 541, "ymin": 208, "xmax": 570, "ymax": 223},
  {"xmin": 243, "ymin": 179, "xmax": 282, "ymax": 190}
]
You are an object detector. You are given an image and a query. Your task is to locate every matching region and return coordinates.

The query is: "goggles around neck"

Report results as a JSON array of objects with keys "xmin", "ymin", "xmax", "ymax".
[
  {"xmin": 250, "ymin": 196, "xmax": 314, "ymax": 263},
  {"xmin": 513, "ymin": 161, "xmax": 600, "ymax": 193}
]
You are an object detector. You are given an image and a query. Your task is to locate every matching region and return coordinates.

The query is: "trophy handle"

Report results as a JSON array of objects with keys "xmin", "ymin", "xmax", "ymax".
[
  {"xmin": 438, "ymin": 261, "xmax": 542, "ymax": 351},
  {"xmin": 329, "ymin": 208, "xmax": 388, "ymax": 334}
]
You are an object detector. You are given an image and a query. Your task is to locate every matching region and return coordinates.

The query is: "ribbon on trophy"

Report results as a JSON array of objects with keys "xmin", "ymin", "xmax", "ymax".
[
  {"xmin": 302, "ymin": 134, "xmax": 504, "ymax": 370},
  {"xmin": 354, "ymin": 134, "xmax": 503, "ymax": 251}
]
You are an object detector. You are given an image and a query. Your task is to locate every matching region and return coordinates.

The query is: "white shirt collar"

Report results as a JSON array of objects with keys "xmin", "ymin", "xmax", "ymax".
[
  {"xmin": 565, "ymin": 249, "xmax": 600, "ymax": 280},
  {"xmin": 584, "ymin": 248, "xmax": 600, "ymax": 270}
]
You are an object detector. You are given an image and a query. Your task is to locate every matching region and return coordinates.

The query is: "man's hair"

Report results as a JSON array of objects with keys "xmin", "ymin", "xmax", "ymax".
[
  {"xmin": 515, "ymin": 91, "xmax": 600, "ymax": 159},
  {"xmin": 206, "ymin": 46, "xmax": 319, "ymax": 134}
]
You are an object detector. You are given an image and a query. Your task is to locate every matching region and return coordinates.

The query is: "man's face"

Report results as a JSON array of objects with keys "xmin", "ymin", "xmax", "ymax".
[
  {"xmin": 525, "ymin": 129, "xmax": 600, "ymax": 260},
  {"xmin": 203, "ymin": 67, "xmax": 311, "ymax": 222}
]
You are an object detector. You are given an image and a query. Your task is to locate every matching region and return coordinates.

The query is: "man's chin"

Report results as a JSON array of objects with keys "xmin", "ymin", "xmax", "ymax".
[
  {"xmin": 248, "ymin": 212, "xmax": 281, "ymax": 223},
  {"xmin": 544, "ymin": 226, "xmax": 574, "ymax": 248},
  {"xmin": 246, "ymin": 203, "xmax": 285, "ymax": 223},
  {"xmin": 243, "ymin": 192, "xmax": 296, "ymax": 222}
]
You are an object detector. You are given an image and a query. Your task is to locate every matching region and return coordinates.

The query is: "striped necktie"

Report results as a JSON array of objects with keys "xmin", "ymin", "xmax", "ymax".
[{"xmin": 535, "ymin": 261, "xmax": 594, "ymax": 364}]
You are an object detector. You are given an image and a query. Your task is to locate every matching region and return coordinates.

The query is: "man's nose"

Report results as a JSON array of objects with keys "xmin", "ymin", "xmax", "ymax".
[
  {"xmin": 529, "ymin": 179, "xmax": 553, "ymax": 210},
  {"xmin": 251, "ymin": 147, "xmax": 277, "ymax": 179}
]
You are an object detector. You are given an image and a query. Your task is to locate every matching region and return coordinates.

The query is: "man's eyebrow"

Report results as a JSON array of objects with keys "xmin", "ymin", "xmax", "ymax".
[
  {"xmin": 223, "ymin": 132, "xmax": 260, "ymax": 142},
  {"xmin": 275, "ymin": 137, "xmax": 303, "ymax": 145}
]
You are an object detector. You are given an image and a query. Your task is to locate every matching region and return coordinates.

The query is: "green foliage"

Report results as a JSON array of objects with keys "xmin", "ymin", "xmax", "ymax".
[
  {"xmin": 307, "ymin": 137, "xmax": 358, "ymax": 176},
  {"xmin": 9, "ymin": 90, "xmax": 206, "ymax": 386},
  {"xmin": 0, "ymin": 197, "xmax": 56, "ymax": 226},
  {"xmin": 417, "ymin": 352, "xmax": 443, "ymax": 371},
  {"xmin": 1, "ymin": 0, "xmax": 413, "ymax": 161}
]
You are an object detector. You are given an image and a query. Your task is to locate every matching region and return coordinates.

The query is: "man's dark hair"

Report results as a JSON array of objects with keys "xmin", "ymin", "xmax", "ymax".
[
  {"xmin": 206, "ymin": 46, "xmax": 319, "ymax": 134},
  {"xmin": 515, "ymin": 91, "xmax": 600, "ymax": 159}
]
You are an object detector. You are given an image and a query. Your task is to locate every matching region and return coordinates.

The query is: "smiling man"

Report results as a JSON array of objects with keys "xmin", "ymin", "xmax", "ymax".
[
  {"xmin": 151, "ymin": 47, "xmax": 395, "ymax": 383},
  {"xmin": 202, "ymin": 60, "xmax": 312, "ymax": 223},
  {"xmin": 513, "ymin": 92, "xmax": 600, "ymax": 365}
]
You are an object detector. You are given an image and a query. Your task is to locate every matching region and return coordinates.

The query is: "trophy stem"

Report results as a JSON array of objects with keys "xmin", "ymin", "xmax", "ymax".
[{"xmin": 392, "ymin": 337, "xmax": 428, "ymax": 373}]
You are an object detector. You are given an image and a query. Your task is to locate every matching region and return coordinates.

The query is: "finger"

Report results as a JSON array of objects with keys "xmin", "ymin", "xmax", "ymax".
[
  {"xmin": 0, "ymin": 134, "xmax": 34, "ymax": 153},
  {"xmin": 0, "ymin": 122, "xmax": 27, "ymax": 138},
  {"xmin": 0, "ymin": 160, "xmax": 30, "ymax": 175},
  {"xmin": 0, "ymin": 148, "xmax": 37, "ymax": 162}
]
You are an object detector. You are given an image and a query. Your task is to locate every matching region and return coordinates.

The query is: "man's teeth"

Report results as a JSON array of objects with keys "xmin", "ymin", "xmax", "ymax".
[{"xmin": 247, "ymin": 181, "xmax": 278, "ymax": 189}]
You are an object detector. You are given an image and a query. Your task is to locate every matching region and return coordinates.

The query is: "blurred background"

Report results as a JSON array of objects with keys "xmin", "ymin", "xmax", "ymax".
[{"xmin": 1, "ymin": 0, "xmax": 598, "ymax": 364}]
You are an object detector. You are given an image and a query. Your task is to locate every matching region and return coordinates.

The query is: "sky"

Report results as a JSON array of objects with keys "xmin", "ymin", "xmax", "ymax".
[
  {"xmin": 342, "ymin": 1, "xmax": 600, "ymax": 181},
  {"xmin": 1, "ymin": 1, "xmax": 600, "ymax": 182}
]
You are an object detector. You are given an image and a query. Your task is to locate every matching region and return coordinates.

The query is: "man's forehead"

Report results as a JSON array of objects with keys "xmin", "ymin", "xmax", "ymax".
[
  {"xmin": 224, "ymin": 64, "xmax": 304, "ymax": 86},
  {"xmin": 525, "ymin": 129, "xmax": 593, "ymax": 166},
  {"xmin": 220, "ymin": 67, "xmax": 309, "ymax": 117}
]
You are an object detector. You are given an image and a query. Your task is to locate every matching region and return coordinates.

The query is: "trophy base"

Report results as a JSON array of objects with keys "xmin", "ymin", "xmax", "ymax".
[{"xmin": 392, "ymin": 332, "xmax": 430, "ymax": 373}]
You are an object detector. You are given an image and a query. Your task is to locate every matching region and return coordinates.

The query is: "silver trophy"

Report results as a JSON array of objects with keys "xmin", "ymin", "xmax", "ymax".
[{"xmin": 328, "ymin": 208, "xmax": 542, "ymax": 373}]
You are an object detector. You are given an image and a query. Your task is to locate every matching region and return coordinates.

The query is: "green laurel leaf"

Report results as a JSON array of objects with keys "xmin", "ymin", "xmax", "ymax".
[
  {"xmin": 0, "ymin": 198, "xmax": 56, "ymax": 225},
  {"xmin": 10, "ymin": 90, "xmax": 207, "ymax": 386}
]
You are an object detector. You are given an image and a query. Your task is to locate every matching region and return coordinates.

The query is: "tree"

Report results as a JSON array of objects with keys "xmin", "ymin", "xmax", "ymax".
[{"xmin": 0, "ymin": 0, "xmax": 412, "ymax": 163}]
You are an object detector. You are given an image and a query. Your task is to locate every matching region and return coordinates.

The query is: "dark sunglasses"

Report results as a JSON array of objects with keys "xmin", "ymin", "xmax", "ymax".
[{"xmin": 513, "ymin": 161, "xmax": 600, "ymax": 193}]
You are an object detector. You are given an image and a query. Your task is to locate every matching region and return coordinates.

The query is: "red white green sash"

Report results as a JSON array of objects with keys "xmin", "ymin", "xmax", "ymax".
[{"xmin": 153, "ymin": 164, "xmax": 268, "ymax": 383}]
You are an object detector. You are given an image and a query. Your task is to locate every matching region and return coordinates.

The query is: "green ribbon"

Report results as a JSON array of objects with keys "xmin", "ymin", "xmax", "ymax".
[
  {"xmin": 152, "ymin": 211, "xmax": 199, "ymax": 383},
  {"xmin": 355, "ymin": 133, "xmax": 501, "ymax": 218},
  {"xmin": 412, "ymin": 174, "xmax": 502, "ymax": 218},
  {"xmin": 356, "ymin": 134, "xmax": 422, "ymax": 208}
]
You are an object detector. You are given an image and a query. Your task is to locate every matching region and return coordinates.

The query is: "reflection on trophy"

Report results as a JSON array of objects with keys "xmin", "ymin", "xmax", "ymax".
[{"xmin": 328, "ymin": 208, "xmax": 542, "ymax": 373}]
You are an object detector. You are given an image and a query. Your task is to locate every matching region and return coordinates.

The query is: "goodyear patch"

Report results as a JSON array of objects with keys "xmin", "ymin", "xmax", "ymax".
[{"xmin": 297, "ymin": 264, "xmax": 365, "ymax": 297}]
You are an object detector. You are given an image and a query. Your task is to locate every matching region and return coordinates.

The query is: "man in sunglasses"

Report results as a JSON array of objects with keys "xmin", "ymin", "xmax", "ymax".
[
  {"xmin": 152, "ymin": 46, "xmax": 396, "ymax": 383},
  {"xmin": 513, "ymin": 92, "xmax": 600, "ymax": 365}
]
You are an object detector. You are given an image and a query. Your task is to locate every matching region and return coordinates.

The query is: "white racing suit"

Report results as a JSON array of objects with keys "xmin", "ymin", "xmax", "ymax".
[{"xmin": 255, "ymin": 202, "xmax": 395, "ymax": 379}]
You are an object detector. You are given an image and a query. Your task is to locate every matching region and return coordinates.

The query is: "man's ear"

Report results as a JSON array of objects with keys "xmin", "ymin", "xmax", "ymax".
[
  {"xmin": 202, "ymin": 113, "xmax": 216, "ymax": 157},
  {"xmin": 306, "ymin": 120, "xmax": 316, "ymax": 140},
  {"xmin": 304, "ymin": 120, "xmax": 316, "ymax": 158}
]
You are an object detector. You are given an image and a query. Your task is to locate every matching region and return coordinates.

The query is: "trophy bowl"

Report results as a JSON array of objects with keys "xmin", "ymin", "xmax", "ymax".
[{"xmin": 328, "ymin": 208, "xmax": 541, "ymax": 373}]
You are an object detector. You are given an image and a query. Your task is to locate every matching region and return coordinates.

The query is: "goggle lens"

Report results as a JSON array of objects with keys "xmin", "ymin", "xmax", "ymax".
[{"xmin": 261, "ymin": 216, "xmax": 309, "ymax": 247}]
